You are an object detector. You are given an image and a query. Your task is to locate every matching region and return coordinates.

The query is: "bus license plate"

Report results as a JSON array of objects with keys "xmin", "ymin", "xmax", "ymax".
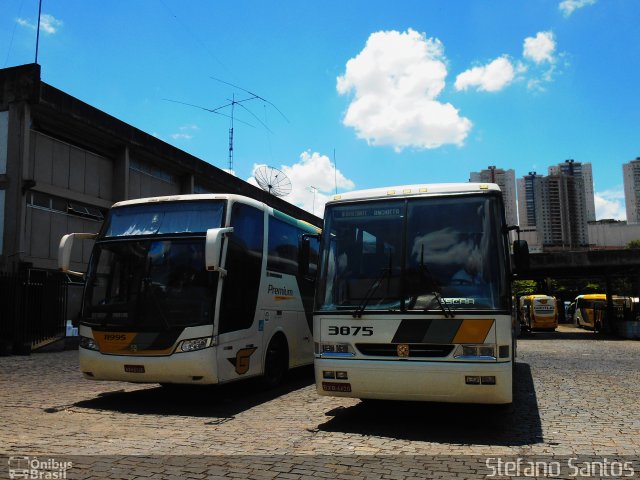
[
  {"xmin": 124, "ymin": 365, "xmax": 145, "ymax": 373},
  {"xmin": 322, "ymin": 382, "xmax": 351, "ymax": 393}
]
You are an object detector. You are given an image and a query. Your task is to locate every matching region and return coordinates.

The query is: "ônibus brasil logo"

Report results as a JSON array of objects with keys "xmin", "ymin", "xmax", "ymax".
[{"xmin": 8, "ymin": 456, "xmax": 73, "ymax": 479}]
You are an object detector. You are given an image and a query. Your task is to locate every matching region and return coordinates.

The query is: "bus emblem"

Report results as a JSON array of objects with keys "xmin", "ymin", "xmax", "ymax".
[
  {"xmin": 397, "ymin": 344, "xmax": 410, "ymax": 357},
  {"xmin": 129, "ymin": 344, "xmax": 138, "ymax": 352}
]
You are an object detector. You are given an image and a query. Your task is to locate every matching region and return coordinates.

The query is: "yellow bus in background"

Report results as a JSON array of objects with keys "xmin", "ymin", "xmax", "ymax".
[
  {"xmin": 576, "ymin": 294, "xmax": 631, "ymax": 331},
  {"xmin": 575, "ymin": 294, "xmax": 606, "ymax": 330},
  {"xmin": 519, "ymin": 295, "xmax": 558, "ymax": 331}
]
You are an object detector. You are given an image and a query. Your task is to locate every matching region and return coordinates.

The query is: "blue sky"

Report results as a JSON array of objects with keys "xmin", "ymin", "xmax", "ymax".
[{"xmin": 2, "ymin": 0, "xmax": 639, "ymax": 218}]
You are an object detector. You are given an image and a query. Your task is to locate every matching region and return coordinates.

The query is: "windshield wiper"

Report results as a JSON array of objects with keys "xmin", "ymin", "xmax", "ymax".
[
  {"xmin": 353, "ymin": 260, "xmax": 393, "ymax": 318},
  {"xmin": 416, "ymin": 245, "xmax": 454, "ymax": 318},
  {"xmin": 142, "ymin": 276, "xmax": 172, "ymax": 331}
]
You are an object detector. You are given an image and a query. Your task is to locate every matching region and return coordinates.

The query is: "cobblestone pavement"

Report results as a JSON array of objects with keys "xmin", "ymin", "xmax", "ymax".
[{"xmin": 1, "ymin": 325, "xmax": 639, "ymax": 478}]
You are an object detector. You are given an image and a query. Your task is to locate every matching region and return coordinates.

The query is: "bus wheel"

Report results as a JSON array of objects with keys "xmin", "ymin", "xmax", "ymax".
[{"xmin": 262, "ymin": 335, "xmax": 288, "ymax": 389}]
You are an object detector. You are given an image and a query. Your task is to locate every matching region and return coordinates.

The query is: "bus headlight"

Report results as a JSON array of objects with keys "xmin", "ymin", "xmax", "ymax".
[
  {"xmin": 176, "ymin": 337, "xmax": 212, "ymax": 353},
  {"xmin": 454, "ymin": 344, "xmax": 496, "ymax": 359},
  {"xmin": 79, "ymin": 336, "xmax": 99, "ymax": 351}
]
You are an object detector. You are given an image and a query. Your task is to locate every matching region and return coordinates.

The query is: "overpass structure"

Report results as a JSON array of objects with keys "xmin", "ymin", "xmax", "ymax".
[
  {"xmin": 517, "ymin": 249, "xmax": 640, "ymax": 279},
  {"xmin": 514, "ymin": 248, "xmax": 640, "ymax": 334}
]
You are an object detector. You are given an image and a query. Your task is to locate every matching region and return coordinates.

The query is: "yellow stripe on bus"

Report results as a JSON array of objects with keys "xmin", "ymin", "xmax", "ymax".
[{"xmin": 452, "ymin": 319, "xmax": 494, "ymax": 344}]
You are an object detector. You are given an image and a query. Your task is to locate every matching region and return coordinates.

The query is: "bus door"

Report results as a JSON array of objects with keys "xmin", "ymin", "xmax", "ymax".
[{"xmin": 215, "ymin": 203, "xmax": 265, "ymax": 382}]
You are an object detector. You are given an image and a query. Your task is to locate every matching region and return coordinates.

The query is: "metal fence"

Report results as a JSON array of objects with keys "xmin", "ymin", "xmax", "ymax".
[{"xmin": 0, "ymin": 271, "xmax": 67, "ymax": 355}]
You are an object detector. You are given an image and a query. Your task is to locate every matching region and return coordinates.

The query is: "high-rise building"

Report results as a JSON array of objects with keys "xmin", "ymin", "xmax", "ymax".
[
  {"xmin": 623, "ymin": 157, "xmax": 640, "ymax": 224},
  {"xmin": 548, "ymin": 160, "xmax": 596, "ymax": 222},
  {"xmin": 538, "ymin": 174, "xmax": 589, "ymax": 248},
  {"xmin": 469, "ymin": 166, "xmax": 517, "ymax": 226},
  {"xmin": 516, "ymin": 172, "xmax": 542, "ymax": 228},
  {"xmin": 516, "ymin": 165, "xmax": 590, "ymax": 250}
]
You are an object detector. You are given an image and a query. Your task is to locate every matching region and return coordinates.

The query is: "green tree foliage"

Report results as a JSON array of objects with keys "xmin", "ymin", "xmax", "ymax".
[{"xmin": 627, "ymin": 239, "xmax": 640, "ymax": 249}]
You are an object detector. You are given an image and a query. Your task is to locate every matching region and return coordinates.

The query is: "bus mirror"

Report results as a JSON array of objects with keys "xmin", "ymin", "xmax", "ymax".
[
  {"xmin": 299, "ymin": 233, "xmax": 320, "ymax": 280},
  {"xmin": 512, "ymin": 240, "xmax": 530, "ymax": 273},
  {"xmin": 58, "ymin": 233, "xmax": 98, "ymax": 276},
  {"xmin": 205, "ymin": 227, "xmax": 234, "ymax": 275}
]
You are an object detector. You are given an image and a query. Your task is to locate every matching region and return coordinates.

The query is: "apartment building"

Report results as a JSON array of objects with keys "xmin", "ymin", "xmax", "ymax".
[
  {"xmin": 623, "ymin": 157, "xmax": 640, "ymax": 224},
  {"xmin": 469, "ymin": 166, "xmax": 517, "ymax": 226}
]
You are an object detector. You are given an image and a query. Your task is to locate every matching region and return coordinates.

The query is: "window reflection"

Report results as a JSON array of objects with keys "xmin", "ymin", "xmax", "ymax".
[{"xmin": 317, "ymin": 195, "xmax": 507, "ymax": 312}]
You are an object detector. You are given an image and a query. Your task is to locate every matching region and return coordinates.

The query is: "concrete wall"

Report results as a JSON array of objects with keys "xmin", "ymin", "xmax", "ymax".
[{"xmin": 588, "ymin": 222, "xmax": 640, "ymax": 248}]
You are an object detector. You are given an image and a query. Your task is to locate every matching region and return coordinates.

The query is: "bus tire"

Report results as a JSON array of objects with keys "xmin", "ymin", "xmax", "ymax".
[{"xmin": 262, "ymin": 334, "xmax": 289, "ymax": 389}]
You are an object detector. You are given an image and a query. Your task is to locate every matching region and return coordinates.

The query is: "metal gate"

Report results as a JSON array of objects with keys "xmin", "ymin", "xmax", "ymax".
[{"xmin": 0, "ymin": 271, "xmax": 67, "ymax": 355}]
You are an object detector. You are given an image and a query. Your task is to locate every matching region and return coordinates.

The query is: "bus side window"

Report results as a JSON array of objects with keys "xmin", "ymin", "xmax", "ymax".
[{"xmin": 267, "ymin": 217, "xmax": 299, "ymax": 276}]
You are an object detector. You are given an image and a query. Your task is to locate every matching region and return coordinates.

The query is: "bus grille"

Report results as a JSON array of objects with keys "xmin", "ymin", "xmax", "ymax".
[{"xmin": 355, "ymin": 343, "xmax": 454, "ymax": 358}]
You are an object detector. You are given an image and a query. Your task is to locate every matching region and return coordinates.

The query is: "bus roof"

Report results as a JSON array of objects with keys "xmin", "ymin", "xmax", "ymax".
[
  {"xmin": 111, "ymin": 194, "xmax": 321, "ymax": 232},
  {"xmin": 112, "ymin": 194, "xmax": 236, "ymax": 208},
  {"xmin": 326, "ymin": 183, "xmax": 501, "ymax": 205},
  {"xmin": 575, "ymin": 294, "xmax": 606, "ymax": 300}
]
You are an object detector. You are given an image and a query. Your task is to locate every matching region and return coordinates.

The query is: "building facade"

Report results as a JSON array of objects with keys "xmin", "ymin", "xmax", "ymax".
[
  {"xmin": 516, "ymin": 172, "xmax": 542, "ymax": 229},
  {"xmin": 469, "ymin": 166, "xmax": 517, "ymax": 226},
  {"xmin": 537, "ymin": 173, "xmax": 589, "ymax": 248},
  {"xmin": 516, "ymin": 165, "xmax": 590, "ymax": 250},
  {"xmin": 623, "ymin": 157, "xmax": 640, "ymax": 224},
  {"xmin": 548, "ymin": 159, "xmax": 596, "ymax": 222}
]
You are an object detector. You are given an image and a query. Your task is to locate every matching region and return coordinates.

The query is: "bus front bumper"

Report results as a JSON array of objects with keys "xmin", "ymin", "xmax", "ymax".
[
  {"xmin": 79, "ymin": 347, "xmax": 218, "ymax": 385},
  {"xmin": 315, "ymin": 358, "xmax": 513, "ymax": 404}
]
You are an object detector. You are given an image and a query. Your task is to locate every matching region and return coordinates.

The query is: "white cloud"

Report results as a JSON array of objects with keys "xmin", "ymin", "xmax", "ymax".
[
  {"xmin": 595, "ymin": 188, "xmax": 626, "ymax": 220},
  {"xmin": 16, "ymin": 18, "xmax": 35, "ymax": 30},
  {"xmin": 337, "ymin": 29, "xmax": 472, "ymax": 151},
  {"xmin": 523, "ymin": 31, "xmax": 556, "ymax": 64},
  {"xmin": 559, "ymin": 0, "xmax": 597, "ymax": 17},
  {"xmin": 170, "ymin": 133, "xmax": 193, "ymax": 140},
  {"xmin": 247, "ymin": 151, "xmax": 355, "ymax": 215},
  {"xmin": 40, "ymin": 14, "xmax": 62, "ymax": 34},
  {"xmin": 170, "ymin": 124, "xmax": 198, "ymax": 140},
  {"xmin": 454, "ymin": 56, "xmax": 517, "ymax": 92},
  {"xmin": 17, "ymin": 14, "xmax": 63, "ymax": 34}
]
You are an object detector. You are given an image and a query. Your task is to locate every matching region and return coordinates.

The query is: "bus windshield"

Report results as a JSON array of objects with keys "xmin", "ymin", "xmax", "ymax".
[
  {"xmin": 316, "ymin": 194, "xmax": 508, "ymax": 313},
  {"xmin": 83, "ymin": 201, "xmax": 224, "ymax": 329},
  {"xmin": 84, "ymin": 239, "xmax": 217, "ymax": 329},
  {"xmin": 104, "ymin": 201, "xmax": 225, "ymax": 237}
]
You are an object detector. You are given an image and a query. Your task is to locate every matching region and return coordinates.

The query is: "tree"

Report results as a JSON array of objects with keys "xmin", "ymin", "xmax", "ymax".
[{"xmin": 627, "ymin": 239, "xmax": 640, "ymax": 249}]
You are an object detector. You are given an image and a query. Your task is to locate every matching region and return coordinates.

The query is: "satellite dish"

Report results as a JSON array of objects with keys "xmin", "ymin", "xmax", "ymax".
[{"xmin": 254, "ymin": 166, "xmax": 292, "ymax": 197}]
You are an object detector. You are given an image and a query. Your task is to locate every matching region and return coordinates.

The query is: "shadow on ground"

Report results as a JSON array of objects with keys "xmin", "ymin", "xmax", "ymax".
[
  {"xmin": 316, "ymin": 362, "xmax": 542, "ymax": 447},
  {"xmin": 519, "ymin": 327, "xmax": 621, "ymax": 341},
  {"xmin": 72, "ymin": 365, "xmax": 314, "ymax": 419}
]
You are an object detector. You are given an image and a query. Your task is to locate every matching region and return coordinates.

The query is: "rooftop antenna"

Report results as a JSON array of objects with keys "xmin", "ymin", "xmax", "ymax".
[
  {"xmin": 165, "ymin": 77, "xmax": 287, "ymax": 172},
  {"xmin": 308, "ymin": 185, "xmax": 318, "ymax": 215},
  {"xmin": 210, "ymin": 77, "xmax": 288, "ymax": 172},
  {"xmin": 333, "ymin": 148, "xmax": 338, "ymax": 195},
  {"xmin": 35, "ymin": 0, "xmax": 43, "ymax": 63}
]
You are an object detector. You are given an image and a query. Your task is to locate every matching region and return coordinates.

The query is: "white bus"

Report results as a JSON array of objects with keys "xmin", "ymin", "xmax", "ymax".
[
  {"xmin": 58, "ymin": 194, "xmax": 320, "ymax": 387},
  {"xmin": 312, "ymin": 183, "xmax": 521, "ymax": 404}
]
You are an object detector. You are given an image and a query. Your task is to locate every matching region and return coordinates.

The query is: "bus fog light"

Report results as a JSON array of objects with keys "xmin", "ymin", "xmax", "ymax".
[
  {"xmin": 465, "ymin": 376, "xmax": 481, "ymax": 385},
  {"xmin": 462, "ymin": 345, "xmax": 477, "ymax": 356},
  {"xmin": 80, "ymin": 336, "xmax": 99, "ymax": 351},
  {"xmin": 336, "ymin": 371, "xmax": 348, "ymax": 380},
  {"xmin": 478, "ymin": 346, "xmax": 495, "ymax": 357},
  {"xmin": 178, "ymin": 337, "xmax": 212, "ymax": 353},
  {"xmin": 323, "ymin": 370, "xmax": 335, "ymax": 379},
  {"xmin": 481, "ymin": 376, "xmax": 496, "ymax": 385}
]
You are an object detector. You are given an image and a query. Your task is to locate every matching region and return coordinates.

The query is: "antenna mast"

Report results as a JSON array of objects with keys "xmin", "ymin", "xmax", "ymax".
[
  {"xmin": 228, "ymin": 94, "xmax": 234, "ymax": 172},
  {"xmin": 164, "ymin": 77, "xmax": 287, "ymax": 173}
]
